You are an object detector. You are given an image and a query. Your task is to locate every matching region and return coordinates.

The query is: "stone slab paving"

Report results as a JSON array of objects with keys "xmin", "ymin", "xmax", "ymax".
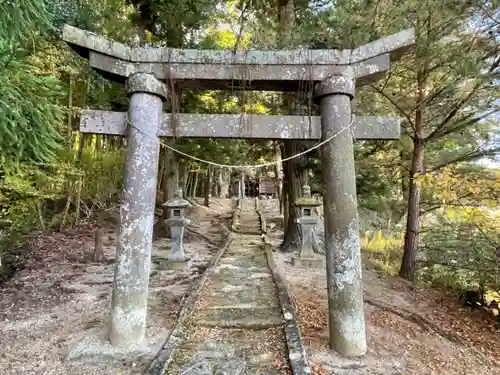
[{"xmin": 166, "ymin": 199, "xmax": 290, "ymax": 374}]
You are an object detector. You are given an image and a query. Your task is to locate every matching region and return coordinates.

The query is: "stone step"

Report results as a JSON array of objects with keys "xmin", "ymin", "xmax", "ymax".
[
  {"xmin": 235, "ymin": 229, "xmax": 261, "ymax": 235},
  {"xmin": 171, "ymin": 329, "xmax": 287, "ymax": 374},
  {"xmin": 171, "ymin": 357, "xmax": 285, "ymax": 375},
  {"xmin": 219, "ymin": 247, "xmax": 265, "ymax": 256},
  {"xmin": 236, "ymin": 230, "xmax": 262, "ymax": 235},
  {"xmin": 215, "ymin": 260, "xmax": 267, "ymax": 269},
  {"xmin": 201, "ymin": 292, "xmax": 277, "ymax": 308},
  {"xmin": 196, "ymin": 305, "xmax": 283, "ymax": 329},
  {"xmin": 235, "ymin": 226, "xmax": 261, "ymax": 230},
  {"xmin": 217, "ymin": 259, "xmax": 268, "ymax": 269},
  {"xmin": 235, "ymin": 222, "xmax": 260, "ymax": 227},
  {"xmin": 202, "ymin": 280, "xmax": 278, "ymax": 305},
  {"xmin": 223, "ymin": 251, "xmax": 263, "ymax": 257},
  {"xmin": 228, "ymin": 242, "xmax": 263, "ymax": 248},
  {"xmin": 179, "ymin": 342, "xmax": 276, "ymax": 363},
  {"xmin": 234, "ymin": 223, "xmax": 260, "ymax": 227}
]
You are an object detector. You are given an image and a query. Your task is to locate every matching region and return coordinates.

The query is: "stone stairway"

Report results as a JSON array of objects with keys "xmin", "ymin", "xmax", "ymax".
[
  {"xmin": 166, "ymin": 199, "xmax": 289, "ymax": 374},
  {"xmin": 231, "ymin": 200, "xmax": 263, "ymax": 235}
]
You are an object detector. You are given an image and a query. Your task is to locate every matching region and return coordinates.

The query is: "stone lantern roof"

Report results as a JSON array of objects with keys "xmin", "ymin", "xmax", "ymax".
[
  {"xmin": 295, "ymin": 185, "xmax": 322, "ymax": 208},
  {"xmin": 163, "ymin": 188, "xmax": 191, "ymax": 209}
]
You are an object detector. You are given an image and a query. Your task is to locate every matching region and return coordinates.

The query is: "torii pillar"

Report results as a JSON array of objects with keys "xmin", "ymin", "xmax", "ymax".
[
  {"xmin": 108, "ymin": 73, "xmax": 167, "ymax": 347},
  {"xmin": 315, "ymin": 70, "xmax": 366, "ymax": 356}
]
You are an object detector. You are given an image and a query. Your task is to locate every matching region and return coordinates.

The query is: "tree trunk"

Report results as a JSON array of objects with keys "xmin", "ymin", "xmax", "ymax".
[
  {"xmin": 74, "ymin": 179, "xmax": 82, "ymax": 226},
  {"xmin": 93, "ymin": 227, "xmax": 105, "ymax": 262},
  {"xmin": 157, "ymin": 148, "xmax": 166, "ymax": 191},
  {"xmin": 185, "ymin": 169, "xmax": 192, "ymax": 195},
  {"xmin": 59, "ymin": 185, "xmax": 73, "ymax": 232},
  {"xmin": 399, "ymin": 50, "xmax": 428, "ymax": 280},
  {"xmin": 278, "ymin": 0, "xmax": 295, "ymax": 46},
  {"xmin": 60, "ymin": 73, "xmax": 75, "ymax": 232},
  {"xmin": 162, "ymin": 145, "xmax": 178, "ymax": 213},
  {"xmin": 220, "ymin": 169, "xmax": 230, "ymax": 198},
  {"xmin": 76, "ymin": 76, "xmax": 91, "ymax": 165},
  {"xmin": 277, "ymin": 0, "xmax": 308, "ymax": 251},
  {"xmin": 67, "ymin": 73, "xmax": 73, "ymax": 155},
  {"xmin": 180, "ymin": 163, "xmax": 189, "ymax": 190},
  {"xmin": 211, "ymin": 167, "xmax": 218, "ymax": 196},
  {"xmin": 204, "ymin": 165, "xmax": 211, "ymax": 207},
  {"xmin": 76, "ymin": 134, "xmax": 86, "ymax": 164},
  {"xmin": 185, "ymin": 171, "xmax": 190, "ymax": 196},
  {"xmin": 159, "ymin": 85, "xmax": 182, "ymax": 237},
  {"xmin": 281, "ymin": 140, "xmax": 309, "ymax": 251},
  {"xmin": 95, "ymin": 135, "xmax": 102, "ymax": 154},
  {"xmin": 214, "ymin": 168, "xmax": 222, "ymax": 197},
  {"xmin": 154, "ymin": 144, "xmax": 179, "ymax": 239},
  {"xmin": 274, "ymin": 142, "xmax": 283, "ymax": 212},
  {"xmin": 283, "ymin": 177, "xmax": 289, "ymax": 228},
  {"xmin": 400, "ymin": 139, "xmax": 424, "ymax": 280},
  {"xmin": 190, "ymin": 171, "xmax": 199, "ymax": 197},
  {"xmin": 239, "ymin": 171, "xmax": 245, "ymax": 198},
  {"xmin": 400, "ymin": 150, "xmax": 408, "ymax": 199}
]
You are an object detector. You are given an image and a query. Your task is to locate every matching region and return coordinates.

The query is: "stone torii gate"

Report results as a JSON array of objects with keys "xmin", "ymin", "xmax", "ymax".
[{"xmin": 63, "ymin": 25, "xmax": 414, "ymax": 357}]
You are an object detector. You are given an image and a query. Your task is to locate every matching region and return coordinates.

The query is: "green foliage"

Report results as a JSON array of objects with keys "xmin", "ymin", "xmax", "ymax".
[
  {"xmin": 79, "ymin": 148, "xmax": 125, "ymax": 206},
  {"xmin": 361, "ymin": 229, "xmax": 404, "ymax": 275},
  {"xmin": 127, "ymin": 0, "xmax": 216, "ymax": 46},
  {"xmin": 0, "ymin": 0, "xmax": 53, "ymax": 42},
  {"xmin": 418, "ymin": 206, "xmax": 500, "ymax": 289},
  {"xmin": 0, "ymin": 0, "xmax": 65, "ymax": 164},
  {"xmin": 0, "ymin": 157, "xmax": 75, "ymax": 278},
  {"xmin": 0, "ymin": 146, "xmax": 124, "ymax": 232},
  {"xmin": 0, "ymin": 57, "xmax": 65, "ymax": 163}
]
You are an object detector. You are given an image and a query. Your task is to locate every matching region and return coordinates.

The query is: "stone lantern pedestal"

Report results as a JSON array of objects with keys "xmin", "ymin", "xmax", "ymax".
[
  {"xmin": 163, "ymin": 187, "xmax": 191, "ymax": 269},
  {"xmin": 291, "ymin": 185, "xmax": 324, "ymax": 269}
]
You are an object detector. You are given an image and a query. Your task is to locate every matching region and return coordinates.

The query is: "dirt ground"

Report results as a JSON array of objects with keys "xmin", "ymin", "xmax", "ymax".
[
  {"xmin": 3, "ymin": 197, "xmax": 500, "ymax": 375},
  {"xmin": 0, "ymin": 198, "xmax": 233, "ymax": 375},
  {"xmin": 259, "ymin": 198, "xmax": 500, "ymax": 375}
]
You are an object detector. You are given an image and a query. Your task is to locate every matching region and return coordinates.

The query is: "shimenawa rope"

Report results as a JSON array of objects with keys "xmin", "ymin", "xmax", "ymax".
[{"xmin": 127, "ymin": 115, "xmax": 355, "ymax": 170}]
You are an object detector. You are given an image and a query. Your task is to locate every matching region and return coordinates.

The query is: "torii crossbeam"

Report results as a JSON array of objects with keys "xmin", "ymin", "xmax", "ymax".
[
  {"xmin": 64, "ymin": 25, "xmax": 413, "ymax": 91},
  {"xmin": 62, "ymin": 25, "xmax": 415, "ymax": 357},
  {"xmin": 81, "ymin": 111, "xmax": 401, "ymax": 140}
]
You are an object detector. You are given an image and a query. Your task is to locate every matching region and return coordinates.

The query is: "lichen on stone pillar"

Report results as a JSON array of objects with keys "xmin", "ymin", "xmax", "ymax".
[
  {"xmin": 314, "ymin": 69, "xmax": 367, "ymax": 358},
  {"xmin": 108, "ymin": 72, "xmax": 167, "ymax": 348}
]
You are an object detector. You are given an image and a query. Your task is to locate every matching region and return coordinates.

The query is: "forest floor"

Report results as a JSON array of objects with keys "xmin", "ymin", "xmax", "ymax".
[
  {"xmin": 0, "ymin": 197, "xmax": 234, "ymax": 375},
  {"xmin": 1, "ymin": 197, "xmax": 500, "ymax": 375},
  {"xmin": 260, "ymin": 198, "xmax": 500, "ymax": 375}
]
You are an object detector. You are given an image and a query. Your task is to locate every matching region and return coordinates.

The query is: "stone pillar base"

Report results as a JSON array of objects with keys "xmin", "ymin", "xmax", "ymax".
[
  {"xmin": 291, "ymin": 256, "xmax": 324, "ymax": 269},
  {"xmin": 163, "ymin": 257, "xmax": 191, "ymax": 270}
]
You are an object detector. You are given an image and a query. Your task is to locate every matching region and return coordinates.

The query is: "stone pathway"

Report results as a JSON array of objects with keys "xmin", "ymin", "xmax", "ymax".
[{"xmin": 166, "ymin": 199, "xmax": 290, "ymax": 374}]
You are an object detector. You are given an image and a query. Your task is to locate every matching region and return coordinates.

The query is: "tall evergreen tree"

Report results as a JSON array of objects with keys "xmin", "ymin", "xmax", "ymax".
[{"xmin": 0, "ymin": 0, "xmax": 65, "ymax": 164}]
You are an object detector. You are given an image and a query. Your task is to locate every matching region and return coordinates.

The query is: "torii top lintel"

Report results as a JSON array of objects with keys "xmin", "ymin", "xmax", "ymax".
[{"xmin": 62, "ymin": 25, "xmax": 415, "ymax": 92}]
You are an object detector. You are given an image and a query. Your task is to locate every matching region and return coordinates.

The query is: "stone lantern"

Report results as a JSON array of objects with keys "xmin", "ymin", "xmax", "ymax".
[
  {"xmin": 291, "ymin": 185, "xmax": 324, "ymax": 268},
  {"xmin": 163, "ymin": 187, "xmax": 191, "ymax": 264}
]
